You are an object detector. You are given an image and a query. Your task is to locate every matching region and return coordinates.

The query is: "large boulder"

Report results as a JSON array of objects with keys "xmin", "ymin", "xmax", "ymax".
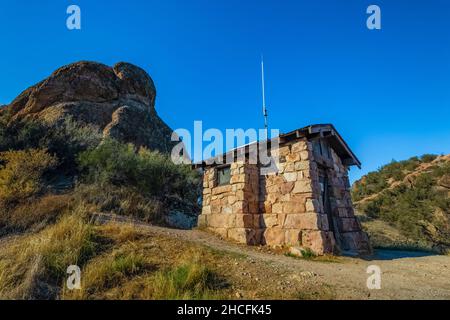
[{"xmin": 4, "ymin": 61, "xmax": 175, "ymax": 153}]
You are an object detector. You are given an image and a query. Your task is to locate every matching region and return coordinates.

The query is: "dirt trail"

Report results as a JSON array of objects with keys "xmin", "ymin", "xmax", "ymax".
[{"xmin": 94, "ymin": 214, "xmax": 450, "ymax": 300}]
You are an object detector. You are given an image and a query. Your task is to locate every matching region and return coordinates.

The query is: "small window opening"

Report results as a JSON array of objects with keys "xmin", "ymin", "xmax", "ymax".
[{"xmin": 217, "ymin": 166, "xmax": 231, "ymax": 186}]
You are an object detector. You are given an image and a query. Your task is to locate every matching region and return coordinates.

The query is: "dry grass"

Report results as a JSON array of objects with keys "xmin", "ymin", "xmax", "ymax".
[
  {"xmin": 74, "ymin": 184, "xmax": 164, "ymax": 223},
  {"xmin": 1, "ymin": 217, "xmax": 336, "ymax": 300},
  {"xmin": 62, "ymin": 244, "xmax": 149, "ymax": 299},
  {"xmin": 0, "ymin": 213, "xmax": 227, "ymax": 300},
  {"xmin": 95, "ymin": 222, "xmax": 144, "ymax": 243},
  {"xmin": 138, "ymin": 252, "xmax": 226, "ymax": 300},
  {"xmin": 0, "ymin": 194, "xmax": 72, "ymax": 235},
  {"xmin": 0, "ymin": 204, "xmax": 97, "ymax": 299},
  {"xmin": 62, "ymin": 223, "xmax": 226, "ymax": 300}
]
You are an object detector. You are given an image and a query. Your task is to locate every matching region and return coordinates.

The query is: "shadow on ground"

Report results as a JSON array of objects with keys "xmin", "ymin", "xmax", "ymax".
[{"xmin": 360, "ymin": 249, "xmax": 437, "ymax": 261}]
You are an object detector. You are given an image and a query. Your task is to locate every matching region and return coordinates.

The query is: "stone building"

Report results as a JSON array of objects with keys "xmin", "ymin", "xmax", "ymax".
[{"xmin": 195, "ymin": 124, "xmax": 371, "ymax": 255}]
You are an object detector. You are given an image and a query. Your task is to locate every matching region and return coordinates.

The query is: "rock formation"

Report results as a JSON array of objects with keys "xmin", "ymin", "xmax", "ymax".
[{"xmin": 4, "ymin": 61, "xmax": 175, "ymax": 153}]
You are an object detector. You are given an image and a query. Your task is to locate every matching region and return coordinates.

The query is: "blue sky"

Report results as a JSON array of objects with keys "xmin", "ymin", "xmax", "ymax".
[{"xmin": 0, "ymin": 0, "xmax": 449, "ymax": 183}]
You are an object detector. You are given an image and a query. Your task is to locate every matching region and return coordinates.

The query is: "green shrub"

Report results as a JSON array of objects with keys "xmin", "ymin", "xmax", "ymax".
[
  {"xmin": 78, "ymin": 139, "xmax": 139, "ymax": 186},
  {"xmin": 0, "ymin": 116, "xmax": 101, "ymax": 173},
  {"xmin": 42, "ymin": 117, "xmax": 102, "ymax": 172},
  {"xmin": 0, "ymin": 117, "xmax": 47, "ymax": 152},
  {"xmin": 300, "ymin": 247, "xmax": 317, "ymax": 259},
  {"xmin": 78, "ymin": 139, "xmax": 201, "ymax": 220},
  {"xmin": 0, "ymin": 108, "xmax": 12, "ymax": 149},
  {"xmin": 421, "ymin": 154, "xmax": 438, "ymax": 163}
]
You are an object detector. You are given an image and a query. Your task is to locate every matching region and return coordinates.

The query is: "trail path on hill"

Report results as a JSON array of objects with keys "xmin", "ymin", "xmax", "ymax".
[
  {"xmin": 354, "ymin": 154, "xmax": 450, "ymax": 205},
  {"xmin": 95, "ymin": 213, "xmax": 450, "ymax": 300}
]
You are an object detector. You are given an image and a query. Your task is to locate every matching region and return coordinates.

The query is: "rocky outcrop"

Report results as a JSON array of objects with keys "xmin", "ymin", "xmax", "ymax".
[{"xmin": 4, "ymin": 61, "xmax": 175, "ymax": 153}]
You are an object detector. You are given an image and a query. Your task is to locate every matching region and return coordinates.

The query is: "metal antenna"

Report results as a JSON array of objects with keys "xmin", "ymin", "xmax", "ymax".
[{"xmin": 261, "ymin": 55, "xmax": 269, "ymax": 137}]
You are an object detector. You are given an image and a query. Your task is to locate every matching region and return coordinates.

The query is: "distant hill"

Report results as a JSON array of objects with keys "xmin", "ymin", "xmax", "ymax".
[{"xmin": 352, "ymin": 154, "xmax": 450, "ymax": 253}]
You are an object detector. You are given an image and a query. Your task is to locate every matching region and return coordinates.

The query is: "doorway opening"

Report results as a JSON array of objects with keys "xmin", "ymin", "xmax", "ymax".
[{"xmin": 318, "ymin": 166, "xmax": 342, "ymax": 254}]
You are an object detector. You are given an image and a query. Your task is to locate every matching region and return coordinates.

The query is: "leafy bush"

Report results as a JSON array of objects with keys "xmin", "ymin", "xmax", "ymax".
[
  {"xmin": 0, "ymin": 108, "xmax": 12, "ymax": 149},
  {"xmin": 299, "ymin": 247, "xmax": 317, "ymax": 259},
  {"xmin": 78, "ymin": 139, "xmax": 140, "ymax": 186},
  {"xmin": 0, "ymin": 149, "xmax": 57, "ymax": 204},
  {"xmin": 421, "ymin": 154, "xmax": 438, "ymax": 163},
  {"xmin": 78, "ymin": 139, "xmax": 201, "ymax": 221},
  {"xmin": 0, "ymin": 116, "xmax": 101, "ymax": 172},
  {"xmin": 0, "ymin": 112, "xmax": 50, "ymax": 152},
  {"xmin": 43, "ymin": 117, "xmax": 102, "ymax": 172}
]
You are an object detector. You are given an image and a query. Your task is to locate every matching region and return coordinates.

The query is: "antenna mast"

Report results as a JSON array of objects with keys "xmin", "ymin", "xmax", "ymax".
[{"xmin": 261, "ymin": 55, "xmax": 269, "ymax": 137}]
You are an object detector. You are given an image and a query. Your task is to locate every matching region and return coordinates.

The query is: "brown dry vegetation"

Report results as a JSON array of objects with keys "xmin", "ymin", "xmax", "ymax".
[
  {"xmin": 0, "ymin": 205, "xmax": 96, "ymax": 299},
  {"xmin": 0, "ymin": 149, "xmax": 57, "ymax": 204},
  {"xmin": 1, "ymin": 196, "xmax": 450, "ymax": 300},
  {"xmin": 0, "ymin": 194, "xmax": 72, "ymax": 236},
  {"xmin": 0, "ymin": 203, "xmax": 335, "ymax": 300}
]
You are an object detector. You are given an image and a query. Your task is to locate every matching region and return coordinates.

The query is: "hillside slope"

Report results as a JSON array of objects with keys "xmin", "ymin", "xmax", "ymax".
[
  {"xmin": 0, "ymin": 62, "xmax": 200, "ymax": 236},
  {"xmin": 352, "ymin": 155, "xmax": 450, "ymax": 253}
]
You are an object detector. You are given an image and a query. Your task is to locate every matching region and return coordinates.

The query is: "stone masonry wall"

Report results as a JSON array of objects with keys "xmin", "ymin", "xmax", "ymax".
[
  {"xmin": 198, "ymin": 161, "xmax": 262, "ymax": 244},
  {"xmin": 324, "ymin": 148, "xmax": 372, "ymax": 254},
  {"xmin": 259, "ymin": 139, "xmax": 336, "ymax": 254}
]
